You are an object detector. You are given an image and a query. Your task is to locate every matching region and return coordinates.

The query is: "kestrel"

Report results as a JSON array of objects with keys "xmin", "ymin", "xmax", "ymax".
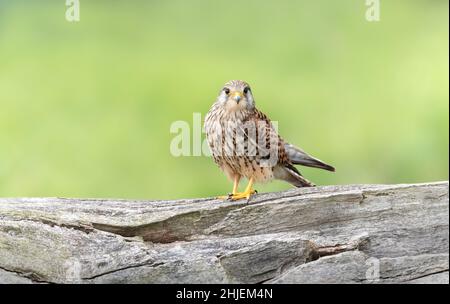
[{"xmin": 204, "ymin": 80, "xmax": 335, "ymax": 200}]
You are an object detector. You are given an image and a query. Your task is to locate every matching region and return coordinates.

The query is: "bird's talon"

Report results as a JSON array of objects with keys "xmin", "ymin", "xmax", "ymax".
[{"xmin": 226, "ymin": 188, "xmax": 256, "ymax": 201}]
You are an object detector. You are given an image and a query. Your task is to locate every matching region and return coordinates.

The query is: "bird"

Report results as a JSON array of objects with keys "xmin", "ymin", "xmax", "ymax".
[{"xmin": 204, "ymin": 80, "xmax": 335, "ymax": 200}]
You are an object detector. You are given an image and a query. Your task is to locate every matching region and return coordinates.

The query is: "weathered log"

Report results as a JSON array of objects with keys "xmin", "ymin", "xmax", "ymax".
[{"xmin": 0, "ymin": 182, "xmax": 448, "ymax": 284}]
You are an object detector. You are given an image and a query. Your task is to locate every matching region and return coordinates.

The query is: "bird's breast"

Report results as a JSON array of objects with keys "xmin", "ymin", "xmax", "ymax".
[{"xmin": 205, "ymin": 105, "xmax": 275, "ymax": 182}]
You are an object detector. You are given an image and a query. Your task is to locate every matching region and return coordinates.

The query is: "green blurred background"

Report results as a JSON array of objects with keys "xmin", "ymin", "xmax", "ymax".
[{"xmin": 0, "ymin": 0, "xmax": 448, "ymax": 199}]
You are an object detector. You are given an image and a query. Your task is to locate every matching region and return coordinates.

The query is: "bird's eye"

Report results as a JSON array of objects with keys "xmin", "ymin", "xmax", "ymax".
[
  {"xmin": 223, "ymin": 88, "xmax": 230, "ymax": 95},
  {"xmin": 243, "ymin": 87, "xmax": 250, "ymax": 94}
]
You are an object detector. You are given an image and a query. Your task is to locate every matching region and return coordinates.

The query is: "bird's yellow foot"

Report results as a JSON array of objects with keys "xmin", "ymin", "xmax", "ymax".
[
  {"xmin": 217, "ymin": 177, "xmax": 256, "ymax": 201},
  {"xmin": 228, "ymin": 189, "xmax": 257, "ymax": 201},
  {"xmin": 217, "ymin": 189, "xmax": 257, "ymax": 200}
]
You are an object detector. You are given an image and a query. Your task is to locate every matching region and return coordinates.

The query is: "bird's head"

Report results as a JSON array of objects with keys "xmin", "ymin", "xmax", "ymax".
[{"xmin": 216, "ymin": 80, "xmax": 255, "ymax": 112}]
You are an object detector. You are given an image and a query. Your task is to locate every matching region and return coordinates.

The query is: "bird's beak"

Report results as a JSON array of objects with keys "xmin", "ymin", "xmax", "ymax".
[{"xmin": 231, "ymin": 91, "xmax": 243, "ymax": 103}]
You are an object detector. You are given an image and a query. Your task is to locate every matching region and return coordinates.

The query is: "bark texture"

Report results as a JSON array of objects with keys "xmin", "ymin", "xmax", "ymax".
[{"xmin": 0, "ymin": 182, "xmax": 448, "ymax": 284}]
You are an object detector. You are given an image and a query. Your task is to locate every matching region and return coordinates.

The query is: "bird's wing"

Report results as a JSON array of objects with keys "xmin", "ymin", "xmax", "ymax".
[
  {"xmin": 284, "ymin": 142, "xmax": 335, "ymax": 172},
  {"xmin": 241, "ymin": 108, "xmax": 291, "ymax": 165},
  {"xmin": 243, "ymin": 109, "xmax": 328, "ymax": 187}
]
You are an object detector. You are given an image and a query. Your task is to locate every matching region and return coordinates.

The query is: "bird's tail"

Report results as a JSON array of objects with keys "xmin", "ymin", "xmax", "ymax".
[{"xmin": 284, "ymin": 143, "xmax": 335, "ymax": 172}]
